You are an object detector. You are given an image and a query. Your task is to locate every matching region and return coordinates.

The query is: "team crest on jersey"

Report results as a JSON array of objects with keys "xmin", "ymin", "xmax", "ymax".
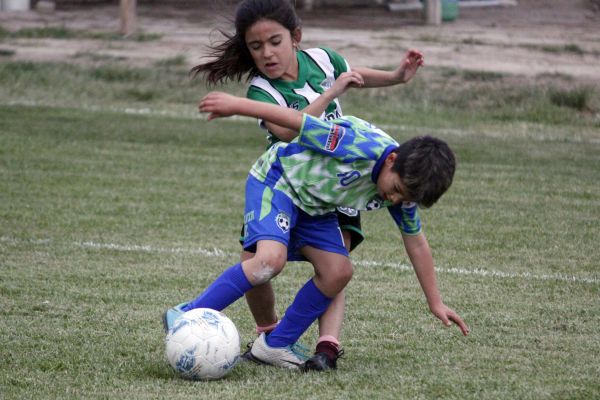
[
  {"xmin": 321, "ymin": 77, "xmax": 335, "ymax": 90},
  {"xmin": 275, "ymin": 212, "xmax": 290, "ymax": 233},
  {"xmin": 366, "ymin": 198, "xmax": 383, "ymax": 211},
  {"xmin": 325, "ymin": 125, "xmax": 345, "ymax": 152}
]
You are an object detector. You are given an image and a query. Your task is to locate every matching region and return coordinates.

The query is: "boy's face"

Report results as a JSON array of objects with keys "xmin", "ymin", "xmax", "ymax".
[
  {"xmin": 376, "ymin": 152, "xmax": 410, "ymax": 205},
  {"xmin": 245, "ymin": 19, "xmax": 300, "ymax": 81}
]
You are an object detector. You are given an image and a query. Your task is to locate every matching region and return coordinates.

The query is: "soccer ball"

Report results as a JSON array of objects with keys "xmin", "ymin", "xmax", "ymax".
[{"xmin": 165, "ymin": 308, "xmax": 240, "ymax": 380}]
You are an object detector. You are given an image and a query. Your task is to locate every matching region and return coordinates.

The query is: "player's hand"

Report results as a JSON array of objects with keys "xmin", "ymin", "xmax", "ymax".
[
  {"xmin": 430, "ymin": 303, "xmax": 470, "ymax": 336},
  {"xmin": 329, "ymin": 71, "xmax": 364, "ymax": 98},
  {"xmin": 395, "ymin": 49, "xmax": 424, "ymax": 83},
  {"xmin": 198, "ymin": 91, "xmax": 239, "ymax": 121}
]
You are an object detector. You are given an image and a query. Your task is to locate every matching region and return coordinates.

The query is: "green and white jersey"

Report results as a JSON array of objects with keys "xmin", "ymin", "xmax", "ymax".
[
  {"xmin": 247, "ymin": 47, "xmax": 350, "ymax": 146},
  {"xmin": 249, "ymin": 114, "xmax": 422, "ymax": 235}
]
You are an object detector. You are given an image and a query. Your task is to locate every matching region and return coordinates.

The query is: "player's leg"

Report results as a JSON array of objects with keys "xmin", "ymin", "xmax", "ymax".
[
  {"xmin": 250, "ymin": 212, "xmax": 351, "ymax": 369},
  {"xmin": 316, "ymin": 289, "xmax": 344, "ymax": 345},
  {"xmin": 251, "ymin": 254, "xmax": 351, "ymax": 369},
  {"xmin": 239, "ymin": 178, "xmax": 295, "ymax": 337},
  {"xmin": 239, "ymin": 249, "xmax": 280, "ymax": 363},
  {"xmin": 162, "ymin": 241, "xmax": 286, "ymax": 332},
  {"xmin": 163, "ymin": 175, "xmax": 291, "ymax": 333},
  {"xmin": 317, "ymin": 230, "xmax": 352, "ymax": 336},
  {"xmin": 308, "ymin": 209, "xmax": 363, "ymax": 370},
  {"xmin": 253, "ymin": 247, "xmax": 351, "ymax": 367},
  {"xmin": 312, "ymin": 290, "xmax": 345, "ymax": 371},
  {"xmin": 242, "ymin": 249, "xmax": 279, "ymax": 333},
  {"xmin": 162, "ymin": 240, "xmax": 287, "ymax": 332},
  {"xmin": 240, "ymin": 240, "xmax": 288, "ymax": 285},
  {"xmin": 322, "ymin": 209, "xmax": 364, "ymax": 329},
  {"xmin": 302, "ymin": 246, "xmax": 352, "ymax": 372},
  {"xmin": 245, "ymin": 232, "xmax": 354, "ymax": 344}
]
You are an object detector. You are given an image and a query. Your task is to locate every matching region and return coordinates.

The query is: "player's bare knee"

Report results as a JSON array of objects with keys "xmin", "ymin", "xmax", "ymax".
[
  {"xmin": 334, "ymin": 259, "xmax": 353, "ymax": 286},
  {"xmin": 320, "ymin": 259, "xmax": 353, "ymax": 292},
  {"xmin": 251, "ymin": 253, "xmax": 286, "ymax": 284}
]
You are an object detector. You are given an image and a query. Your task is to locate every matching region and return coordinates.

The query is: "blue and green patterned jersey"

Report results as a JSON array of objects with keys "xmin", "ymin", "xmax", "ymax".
[
  {"xmin": 249, "ymin": 114, "xmax": 422, "ymax": 235},
  {"xmin": 247, "ymin": 47, "xmax": 349, "ymax": 146}
]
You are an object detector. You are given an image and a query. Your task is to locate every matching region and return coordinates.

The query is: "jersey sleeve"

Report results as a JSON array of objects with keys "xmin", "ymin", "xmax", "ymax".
[
  {"xmin": 247, "ymin": 84, "xmax": 279, "ymax": 104},
  {"xmin": 298, "ymin": 114, "xmax": 360, "ymax": 160},
  {"xmin": 247, "ymin": 84, "xmax": 279, "ymax": 126},
  {"xmin": 298, "ymin": 114, "xmax": 397, "ymax": 163},
  {"xmin": 247, "ymin": 84, "xmax": 281, "ymax": 139},
  {"xmin": 320, "ymin": 47, "xmax": 350, "ymax": 78},
  {"xmin": 387, "ymin": 202, "xmax": 422, "ymax": 235}
]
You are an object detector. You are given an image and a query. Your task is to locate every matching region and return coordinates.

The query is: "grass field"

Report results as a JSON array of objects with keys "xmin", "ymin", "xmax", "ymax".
[{"xmin": 1, "ymin": 59, "xmax": 599, "ymax": 399}]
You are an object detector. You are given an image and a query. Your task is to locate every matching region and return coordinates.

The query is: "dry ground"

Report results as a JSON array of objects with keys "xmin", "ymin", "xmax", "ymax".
[{"xmin": 0, "ymin": 0, "xmax": 599, "ymax": 82}]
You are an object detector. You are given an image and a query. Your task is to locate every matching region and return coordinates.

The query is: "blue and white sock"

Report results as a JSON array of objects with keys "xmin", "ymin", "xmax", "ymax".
[
  {"xmin": 182, "ymin": 263, "xmax": 252, "ymax": 312},
  {"xmin": 266, "ymin": 279, "xmax": 332, "ymax": 348}
]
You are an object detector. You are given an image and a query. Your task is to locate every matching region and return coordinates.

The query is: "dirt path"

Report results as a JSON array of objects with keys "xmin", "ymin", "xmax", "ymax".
[{"xmin": 1, "ymin": 0, "xmax": 599, "ymax": 83}]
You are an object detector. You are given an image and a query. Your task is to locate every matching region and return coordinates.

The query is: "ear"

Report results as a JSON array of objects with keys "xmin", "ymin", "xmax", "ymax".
[
  {"xmin": 292, "ymin": 28, "xmax": 302, "ymax": 47},
  {"xmin": 385, "ymin": 152, "xmax": 397, "ymax": 166}
]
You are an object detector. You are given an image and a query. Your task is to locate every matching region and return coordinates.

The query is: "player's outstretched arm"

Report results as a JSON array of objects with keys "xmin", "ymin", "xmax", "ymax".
[
  {"xmin": 354, "ymin": 49, "xmax": 424, "ymax": 87},
  {"xmin": 402, "ymin": 233, "xmax": 470, "ymax": 336},
  {"xmin": 199, "ymin": 92, "xmax": 304, "ymax": 132}
]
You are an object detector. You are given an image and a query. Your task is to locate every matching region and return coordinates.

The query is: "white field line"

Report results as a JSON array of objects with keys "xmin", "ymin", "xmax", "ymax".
[
  {"xmin": 77, "ymin": 240, "xmax": 230, "ymax": 258},
  {"xmin": 354, "ymin": 259, "xmax": 600, "ymax": 284},
  {"xmin": 2, "ymin": 99, "xmax": 254, "ymax": 122},
  {"xmin": 2, "ymin": 235, "xmax": 598, "ymax": 285},
  {"xmin": 4, "ymin": 99, "xmax": 600, "ymax": 145}
]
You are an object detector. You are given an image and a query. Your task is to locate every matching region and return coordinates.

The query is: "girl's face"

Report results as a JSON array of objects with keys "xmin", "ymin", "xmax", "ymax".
[{"xmin": 245, "ymin": 19, "xmax": 300, "ymax": 81}]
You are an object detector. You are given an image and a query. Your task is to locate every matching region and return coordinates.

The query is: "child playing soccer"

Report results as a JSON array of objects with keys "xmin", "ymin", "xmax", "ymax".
[
  {"xmin": 189, "ymin": 0, "xmax": 425, "ymax": 370},
  {"xmin": 165, "ymin": 71, "xmax": 469, "ymax": 370}
]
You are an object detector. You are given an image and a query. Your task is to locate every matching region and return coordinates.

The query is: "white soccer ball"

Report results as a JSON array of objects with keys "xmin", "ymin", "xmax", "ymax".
[{"xmin": 165, "ymin": 308, "xmax": 240, "ymax": 380}]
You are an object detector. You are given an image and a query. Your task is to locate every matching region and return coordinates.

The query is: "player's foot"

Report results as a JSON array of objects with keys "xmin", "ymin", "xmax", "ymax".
[
  {"xmin": 240, "ymin": 341, "xmax": 264, "ymax": 364},
  {"xmin": 249, "ymin": 333, "xmax": 309, "ymax": 369},
  {"xmin": 301, "ymin": 349, "xmax": 344, "ymax": 372},
  {"xmin": 162, "ymin": 302, "xmax": 188, "ymax": 333}
]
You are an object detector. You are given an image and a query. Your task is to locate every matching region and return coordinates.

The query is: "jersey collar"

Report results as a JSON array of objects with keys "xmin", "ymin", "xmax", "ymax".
[{"xmin": 371, "ymin": 145, "xmax": 399, "ymax": 183}]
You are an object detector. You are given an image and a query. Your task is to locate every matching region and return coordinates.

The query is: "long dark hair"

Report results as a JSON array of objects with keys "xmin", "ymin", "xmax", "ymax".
[{"xmin": 190, "ymin": 0, "xmax": 301, "ymax": 85}]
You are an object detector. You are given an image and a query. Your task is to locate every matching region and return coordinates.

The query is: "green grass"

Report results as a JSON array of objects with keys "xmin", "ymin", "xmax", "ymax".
[
  {"xmin": 1, "ymin": 60, "xmax": 599, "ymax": 399},
  {"xmin": 0, "ymin": 26, "xmax": 162, "ymax": 41}
]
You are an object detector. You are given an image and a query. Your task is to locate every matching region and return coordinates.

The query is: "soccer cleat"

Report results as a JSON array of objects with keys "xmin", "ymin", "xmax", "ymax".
[
  {"xmin": 301, "ymin": 349, "xmax": 344, "ymax": 372},
  {"xmin": 249, "ymin": 333, "xmax": 309, "ymax": 369},
  {"xmin": 240, "ymin": 341, "xmax": 264, "ymax": 365},
  {"xmin": 162, "ymin": 302, "xmax": 188, "ymax": 333}
]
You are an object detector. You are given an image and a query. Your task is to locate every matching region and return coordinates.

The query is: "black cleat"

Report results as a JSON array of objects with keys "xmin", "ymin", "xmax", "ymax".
[{"xmin": 301, "ymin": 350, "xmax": 343, "ymax": 372}]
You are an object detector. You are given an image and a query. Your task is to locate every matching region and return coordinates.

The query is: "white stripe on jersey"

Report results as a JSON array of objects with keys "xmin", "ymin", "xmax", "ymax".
[
  {"xmin": 303, "ymin": 48, "xmax": 347, "ymax": 119},
  {"xmin": 249, "ymin": 76, "xmax": 287, "ymax": 107},
  {"xmin": 303, "ymin": 48, "xmax": 335, "ymax": 77},
  {"xmin": 249, "ymin": 76, "xmax": 288, "ymax": 129},
  {"xmin": 293, "ymin": 83, "xmax": 326, "ymax": 119},
  {"xmin": 303, "ymin": 48, "xmax": 352, "ymax": 73}
]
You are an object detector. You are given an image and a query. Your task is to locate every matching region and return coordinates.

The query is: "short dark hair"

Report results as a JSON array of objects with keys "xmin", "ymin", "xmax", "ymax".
[{"xmin": 391, "ymin": 136, "xmax": 456, "ymax": 208}]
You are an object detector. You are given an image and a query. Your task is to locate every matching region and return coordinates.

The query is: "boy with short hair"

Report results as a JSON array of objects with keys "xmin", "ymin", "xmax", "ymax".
[{"xmin": 164, "ymin": 71, "xmax": 469, "ymax": 371}]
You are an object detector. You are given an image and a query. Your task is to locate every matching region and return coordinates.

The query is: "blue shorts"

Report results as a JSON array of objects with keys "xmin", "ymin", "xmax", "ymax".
[{"xmin": 242, "ymin": 175, "xmax": 349, "ymax": 261}]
